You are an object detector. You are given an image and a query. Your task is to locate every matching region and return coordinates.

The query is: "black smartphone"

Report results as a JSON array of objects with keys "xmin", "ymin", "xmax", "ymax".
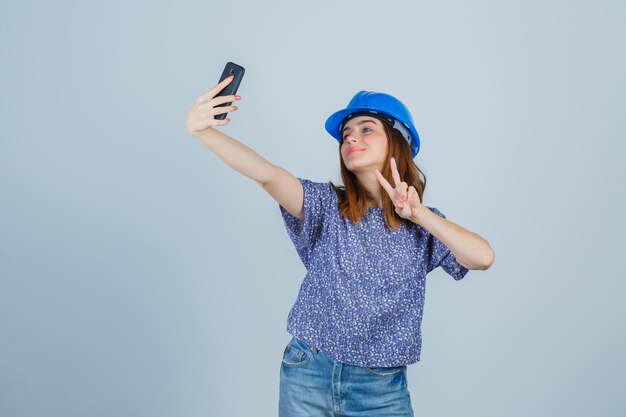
[{"xmin": 214, "ymin": 61, "xmax": 245, "ymax": 120}]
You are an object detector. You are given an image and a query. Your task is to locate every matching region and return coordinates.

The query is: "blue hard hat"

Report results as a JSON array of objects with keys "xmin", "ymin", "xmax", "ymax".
[{"xmin": 325, "ymin": 90, "xmax": 421, "ymax": 158}]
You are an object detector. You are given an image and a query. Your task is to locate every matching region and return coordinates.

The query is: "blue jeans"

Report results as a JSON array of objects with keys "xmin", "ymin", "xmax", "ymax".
[{"xmin": 279, "ymin": 335, "xmax": 414, "ymax": 417}]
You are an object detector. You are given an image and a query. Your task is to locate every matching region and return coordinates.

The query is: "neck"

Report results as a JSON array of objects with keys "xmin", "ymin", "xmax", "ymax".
[{"xmin": 356, "ymin": 172, "xmax": 383, "ymax": 208}]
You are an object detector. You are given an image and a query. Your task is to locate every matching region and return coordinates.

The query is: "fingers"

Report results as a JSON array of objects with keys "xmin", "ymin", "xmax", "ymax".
[
  {"xmin": 202, "ymin": 94, "xmax": 240, "ymax": 108},
  {"xmin": 390, "ymin": 157, "xmax": 411, "ymax": 202},
  {"xmin": 408, "ymin": 186, "xmax": 417, "ymax": 204},
  {"xmin": 375, "ymin": 167, "xmax": 406, "ymax": 205},
  {"xmin": 204, "ymin": 104, "xmax": 237, "ymax": 117},
  {"xmin": 197, "ymin": 94, "xmax": 240, "ymax": 113},
  {"xmin": 197, "ymin": 75, "xmax": 235, "ymax": 104},
  {"xmin": 390, "ymin": 157, "xmax": 402, "ymax": 187},
  {"xmin": 374, "ymin": 166, "xmax": 420, "ymax": 220},
  {"xmin": 187, "ymin": 76, "xmax": 240, "ymax": 135},
  {"xmin": 197, "ymin": 96, "xmax": 240, "ymax": 119},
  {"xmin": 374, "ymin": 169, "xmax": 395, "ymax": 198},
  {"xmin": 399, "ymin": 186, "xmax": 418, "ymax": 214}
]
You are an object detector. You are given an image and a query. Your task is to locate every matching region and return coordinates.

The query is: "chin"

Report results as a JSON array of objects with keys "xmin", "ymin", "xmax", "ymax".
[{"xmin": 346, "ymin": 164, "xmax": 371, "ymax": 175}]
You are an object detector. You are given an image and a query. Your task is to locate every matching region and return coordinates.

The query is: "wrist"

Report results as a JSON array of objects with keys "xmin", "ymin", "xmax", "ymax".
[
  {"xmin": 192, "ymin": 126, "xmax": 215, "ymax": 140},
  {"xmin": 410, "ymin": 204, "xmax": 429, "ymax": 225}
]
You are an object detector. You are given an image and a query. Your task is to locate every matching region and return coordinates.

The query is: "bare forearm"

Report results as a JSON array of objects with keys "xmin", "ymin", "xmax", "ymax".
[
  {"xmin": 193, "ymin": 127, "xmax": 274, "ymax": 184},
  {"xmin": 411, "ymin": 206, "xmax": 495, "ymax": 270}
]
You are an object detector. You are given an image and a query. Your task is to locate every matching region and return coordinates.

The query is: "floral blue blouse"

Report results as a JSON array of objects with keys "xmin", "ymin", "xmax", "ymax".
[{"xmin": 278, "ymin": 177, "xmax": 469, "ymax": 367}]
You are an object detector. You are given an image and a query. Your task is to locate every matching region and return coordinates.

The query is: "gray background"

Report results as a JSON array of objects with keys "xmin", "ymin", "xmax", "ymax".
[{"xmin": 2, "ymin": 0, "xmax": 625, "ymax": 416}]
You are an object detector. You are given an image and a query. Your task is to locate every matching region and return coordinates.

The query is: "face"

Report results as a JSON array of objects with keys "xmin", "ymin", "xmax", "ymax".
[{"xmin": 340, "ymin": 116, "xmax": 388, "ymax": 174}]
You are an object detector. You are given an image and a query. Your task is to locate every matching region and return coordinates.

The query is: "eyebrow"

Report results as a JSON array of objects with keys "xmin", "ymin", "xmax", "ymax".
[{"xmin": 341, "ymin": 119, "xmax": 377, "ymax": 135}]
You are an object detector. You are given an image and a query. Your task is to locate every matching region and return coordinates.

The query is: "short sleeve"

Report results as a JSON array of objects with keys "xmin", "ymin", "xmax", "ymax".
[
  {"xmin": 425, "ymin": 207, "xmax": 470, "ymax": 281},
  {"xmin": 278, "ymin": 177, "xmax": 332, "ymax": 267}
]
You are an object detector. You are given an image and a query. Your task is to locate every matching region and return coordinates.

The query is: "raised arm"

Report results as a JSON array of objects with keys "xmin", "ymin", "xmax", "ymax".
[{"xmin": 186, "ymin": 76, "xmax": 304, "ymax": 220}]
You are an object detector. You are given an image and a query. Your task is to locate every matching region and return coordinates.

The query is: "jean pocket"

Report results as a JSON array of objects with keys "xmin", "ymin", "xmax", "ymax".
[
  {"xmin": 366, "ymin": 365, "xmax": 406, "ymax": 377},
  {"xmin": 281, "ymin": 337, "xmax": 310, "ymax": 367}
]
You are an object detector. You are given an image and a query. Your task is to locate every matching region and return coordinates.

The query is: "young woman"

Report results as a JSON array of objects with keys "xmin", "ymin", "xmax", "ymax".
[{"xmin": 186, "ymin": 76, "xmax": 495, "ymax": 416}]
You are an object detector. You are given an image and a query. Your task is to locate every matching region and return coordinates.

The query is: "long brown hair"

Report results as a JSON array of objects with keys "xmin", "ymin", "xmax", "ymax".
[{"xmin": 330, "ymin": 122, "xmax": 427, "ymax": 230}]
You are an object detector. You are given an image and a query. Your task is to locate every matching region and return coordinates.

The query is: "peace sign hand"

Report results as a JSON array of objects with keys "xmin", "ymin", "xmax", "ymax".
[{"xmin": 374, "ymin": 157, "xmax": 425, "ymax": 222}]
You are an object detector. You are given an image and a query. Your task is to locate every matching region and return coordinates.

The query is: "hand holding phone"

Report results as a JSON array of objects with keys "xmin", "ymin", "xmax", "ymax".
[
  {"xmin": 214, "ymin": 62, "xmax": 245, "ymax": 120},
  {"xmin": 186, "ymin": 62, "xmax": 245, "ymax": 135}
]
